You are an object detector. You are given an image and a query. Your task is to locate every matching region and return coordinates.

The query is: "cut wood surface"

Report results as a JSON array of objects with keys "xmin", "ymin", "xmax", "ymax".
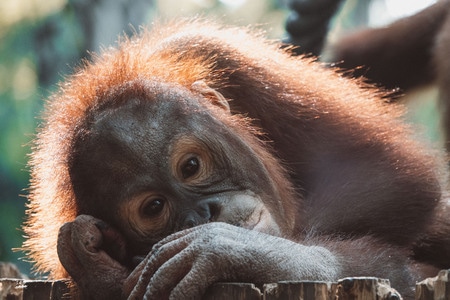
[{"xmin": 0, "ymin": 270, "xmax": 449, "ymax": 299}]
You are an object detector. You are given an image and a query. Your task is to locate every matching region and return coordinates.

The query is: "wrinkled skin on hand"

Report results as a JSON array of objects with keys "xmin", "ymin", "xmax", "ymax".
[
  {"xmin": 127, "ymin": 223, "xmax": 337, "ymax": 299},
  {"xmin": 58, "ymin": 216, "xmax": 337, "ymax": 300}
]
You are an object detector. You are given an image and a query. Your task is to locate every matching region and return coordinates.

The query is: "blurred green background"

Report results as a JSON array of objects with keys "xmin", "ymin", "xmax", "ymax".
[{"xmin": 0, "ymin": 0, "xmax": 439, "ymax": 277}]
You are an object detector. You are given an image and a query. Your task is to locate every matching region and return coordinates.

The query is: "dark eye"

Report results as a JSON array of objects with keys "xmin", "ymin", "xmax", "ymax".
[
  {"xmin": 142, "ymin": 197, "xmax": 165, "ymax": 217},
  {"xmin": 181, "ymin": 157, "xmax": 200, "ymax": 179}
]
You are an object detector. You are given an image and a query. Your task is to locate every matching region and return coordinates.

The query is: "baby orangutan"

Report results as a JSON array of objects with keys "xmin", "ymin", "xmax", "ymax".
[{"xmin": 23, "ymin": 20, "xmax": 450, "ymax": 299}]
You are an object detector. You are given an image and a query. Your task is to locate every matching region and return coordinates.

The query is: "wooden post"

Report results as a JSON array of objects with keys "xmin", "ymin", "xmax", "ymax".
[
  {"xmin": 336, "ymin": 277, "xmax": 401, "ymax": 300},
  {"xmin": 0, "ymin": 279, "xmax": 70, "ymax": 300},
  {"xmin": 2, "ymin": 273, "xmax": 450, "ymax": 299},
  {"xmin": 0, "ymin": 279, "xmax": 24, "ymax": 300},
  {"xmin": 416, "ymin": 269, "xmax": 450, "ymax": 300},
  {"xmin": 204, "ymin": 283, "xmax": 261, "ymax": 300},
  {"xmin": 264, "ymin": 281, "xmax": 330, "ymax": 300},
  {"xmin": 23, "ymin": 280, "xmax": 53, "ymax": 300}
]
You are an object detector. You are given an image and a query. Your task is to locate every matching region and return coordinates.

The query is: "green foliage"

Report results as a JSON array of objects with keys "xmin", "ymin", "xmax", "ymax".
[
  {"xmin": 0, "ymin": 22, "xmax": 41, "ymax": 275},
  {"xmin": 0, "ymin": 3, "xmax": 85, "ymax": 275}
]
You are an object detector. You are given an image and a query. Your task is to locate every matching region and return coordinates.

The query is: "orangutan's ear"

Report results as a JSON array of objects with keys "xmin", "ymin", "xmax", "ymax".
[{"xmin": 191, "ymin": 80, "xmax": 230, "ymax": 112}]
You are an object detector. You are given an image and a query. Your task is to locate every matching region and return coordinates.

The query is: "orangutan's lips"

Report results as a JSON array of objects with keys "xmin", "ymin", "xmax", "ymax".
[
  {"xmin": 247, "ymin": 208, "xmax": 282, "ymax": 237},
  {"xmin": 241, "ymin": 209, "xmax": 263, "ymax": 231}
]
